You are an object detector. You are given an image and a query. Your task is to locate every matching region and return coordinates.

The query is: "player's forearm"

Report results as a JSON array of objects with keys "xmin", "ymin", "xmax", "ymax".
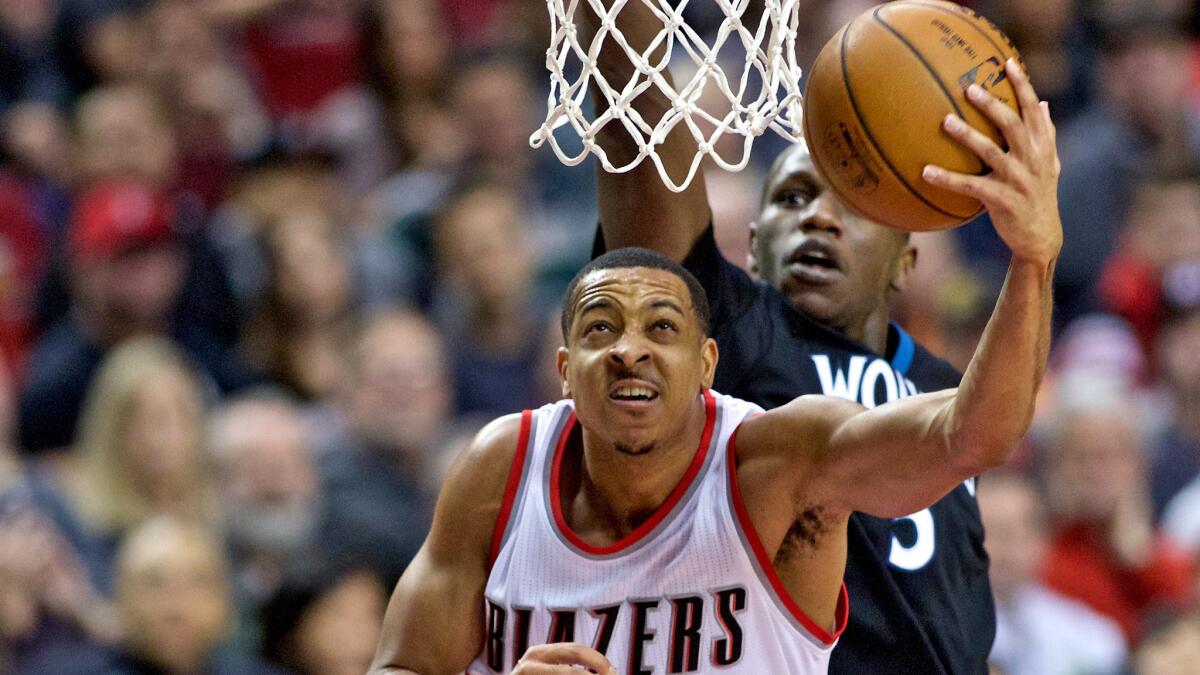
[
  {"xmin": 581, "ymin": 1, "xmax": 710, "ymax": 258},
  {"xmin": 945, "ymin": 253, "xmax": 1055, "ymax": 473}
]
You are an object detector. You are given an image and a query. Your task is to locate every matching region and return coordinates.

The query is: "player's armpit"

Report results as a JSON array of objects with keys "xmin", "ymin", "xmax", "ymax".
[{"xmin": 369, "ymin": 414, "xmax": 525, "ymax": 675}]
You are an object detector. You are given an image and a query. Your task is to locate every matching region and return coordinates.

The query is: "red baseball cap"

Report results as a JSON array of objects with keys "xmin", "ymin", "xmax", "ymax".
[{"xmin": 69, "ymin": 181, "xmax": 177, "ymax": 265}]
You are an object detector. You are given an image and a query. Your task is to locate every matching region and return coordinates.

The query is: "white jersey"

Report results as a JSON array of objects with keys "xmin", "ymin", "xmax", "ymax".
[{"xmin": 468, "ymin": 390, "xmax": 848, "ymax": 674}]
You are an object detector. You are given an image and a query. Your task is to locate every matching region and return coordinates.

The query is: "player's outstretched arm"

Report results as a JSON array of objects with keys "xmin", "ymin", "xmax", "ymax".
[
  {"xmin": 369, "ymin": 415, "xmax": 522, "ymax": 675},
  {"xmin": 581, "ymin": 1, "xmax": 711, "ymax": 260},
  {"xmin": 755, "ymin": 59, "xmax": 1061, "ymax": 518}
]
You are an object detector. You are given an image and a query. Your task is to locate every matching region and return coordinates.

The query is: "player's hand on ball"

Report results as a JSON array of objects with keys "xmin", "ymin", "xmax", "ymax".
[
  {"xmin": 513, "ymin": 643, "xmax": 617, "ymax": 674},
  {"xmin": 922, "ymin": 58, "xmax": 1063, "ymax": 265}
]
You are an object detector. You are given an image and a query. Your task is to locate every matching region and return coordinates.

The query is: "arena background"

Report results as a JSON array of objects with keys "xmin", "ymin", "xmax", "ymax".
[{"xmin": 0, "ymin": 0, "xmax": 1198, "ymax": 673}]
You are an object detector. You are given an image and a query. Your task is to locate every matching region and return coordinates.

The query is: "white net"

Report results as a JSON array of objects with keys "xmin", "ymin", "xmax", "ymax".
[{"xmin": 530, "ymin": 0, "xmax": 805, "ymax": 192}]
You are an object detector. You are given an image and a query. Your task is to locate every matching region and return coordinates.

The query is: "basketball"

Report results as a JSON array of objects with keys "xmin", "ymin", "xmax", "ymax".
[{"xmin": 803, "ymin": 0, "xmax": 1024, "ymax": 232}]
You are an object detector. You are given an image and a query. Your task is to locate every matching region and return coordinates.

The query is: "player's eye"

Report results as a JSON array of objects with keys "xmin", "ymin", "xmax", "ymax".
[
  {"xmin": 652, "ymin": 319, "xmax": 677, "ymax": 332},
  {"xmin": 584, "ymin": 321, "xmax": 613, "ymax": 335},
  {"xmin": 775, "ymin": 189, "xmax": 813, "ymax": 207}
]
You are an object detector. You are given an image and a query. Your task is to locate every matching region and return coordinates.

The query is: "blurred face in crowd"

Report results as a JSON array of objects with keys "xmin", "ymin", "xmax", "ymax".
[
  {"xmin": 117, "ymin": 519, "xmax": 231, "ymax": 673},
  {"xmin": 1159, "ymin": 310, "xmax": 1200, "ymax": 404},
  {"xmin": 2, "ymin": 102, "xmax": 73, "ymax": 183},
  {"xmin": 75, "ymin": 86, "xmax": 178, "ymax": 186},
  {"xmin": 751, "ymin": 143, "xmax": 915, "ymax": 339},
  {"xmin": 291, "ymin": 570, "xmax": 386, "ymax": 675},
  {"xmin": 84, "ymin": 10, "xmax": 152, "ymax": 83},
  {"xmin": 145, "ymin": 0, "xmax": 220, "ymax": 81},
  {"xmin": 121, "ymin": 368, "xmax": 204, "ymax": 500},
  {"xmin": 378, "ymin": 0, "xmax": 449, "ymax": 93},
  {"xmin": 1102, "ymin": 29, "xmax": 1192, "ymax": 136},
  {"xmin": 268, "ymin": 208, "xmax": 352, "ymax": 325},
  {"xmin": 346, "ymin": 313, "xmax": 452, "ymax": 463},
  {"xmin": 73, "ymin": 243, "xmax": 187, "ymax": 340},
  {"xmin": 453, "ymin": 61, "xmax": 536, "ymax": 161},
  {"xmin": 1046, "ymin": 408, "xmax": 1144, "ymax": 523},
  {"xmin": 436, "ymin": 186, "xmax": 532, "ymax": 308},
  {"xmin": 978, "ymin": 474, "xmax": 1047, "ymax": 600},
  {"xmin": 214, "ymin": 399, "xmax": 321, "ymax": 554},
  {"xmin": 0, "ymin": 0, "xmax": 56, "ymax": 40},
  {"xmin": 1127, "ymin": 179, "xmax": 1200, "ymax": 272},
  {"xmin": 999, "ymin": 0, "xmax": 1072, "ymax": 41}
]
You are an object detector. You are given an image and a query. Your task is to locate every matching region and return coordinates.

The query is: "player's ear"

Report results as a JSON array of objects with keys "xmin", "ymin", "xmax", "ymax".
[
  {"xmin": 557, "ymin": 347, "xmax": 572, "ymax": 397},
  {"xmin": 888, "ymin": 240, "xmax": 918, "ymax": 293},
  {"xmin": 700, "ymin": 337, "xmax": 718, "ymax": 389},
  {"xmin": 747, "ymin": 221, "xmax": 761, "ymax": 275}
]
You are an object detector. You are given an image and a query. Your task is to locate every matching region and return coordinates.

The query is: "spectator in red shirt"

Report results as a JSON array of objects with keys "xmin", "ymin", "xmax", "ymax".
[{"xmin": 1040, "ymin": 370, "xmax": 1196, "ymax": 643}]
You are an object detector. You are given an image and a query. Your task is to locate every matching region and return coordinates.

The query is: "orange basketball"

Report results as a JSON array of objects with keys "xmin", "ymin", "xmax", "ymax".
[{"xmin": 803, "ymin": 0, "xmax": 1023, "ymax": 232}]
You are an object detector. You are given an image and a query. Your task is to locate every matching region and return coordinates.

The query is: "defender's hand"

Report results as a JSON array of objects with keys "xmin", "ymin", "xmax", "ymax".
[
  {"xmin": 513, "ymin": 643, "xmax": 617, "ymax": 674},
  {"xmin": 922, "ymin": 58, "xmax": 1063, "ymax": 266}
]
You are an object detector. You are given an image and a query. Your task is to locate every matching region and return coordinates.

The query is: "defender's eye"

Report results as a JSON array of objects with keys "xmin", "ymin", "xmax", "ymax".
[{"xmin": 776, "ymin": 189, "xmax": 813, "ymax": 206}]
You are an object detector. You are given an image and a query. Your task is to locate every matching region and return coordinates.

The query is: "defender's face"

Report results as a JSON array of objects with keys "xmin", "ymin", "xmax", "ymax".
[
  {"xmin": 752, "ymin": 144, "xmax": 913, "ymax": 333},
  {"xmin": 559, "ymin": 268, "xmax": 716, "ymax": 454}
]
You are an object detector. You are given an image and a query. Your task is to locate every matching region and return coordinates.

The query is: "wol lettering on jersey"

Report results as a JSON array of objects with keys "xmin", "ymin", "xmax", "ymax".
[{"xmin": 810, "ymin": 355, "xmax": 919, "ymax": 407}]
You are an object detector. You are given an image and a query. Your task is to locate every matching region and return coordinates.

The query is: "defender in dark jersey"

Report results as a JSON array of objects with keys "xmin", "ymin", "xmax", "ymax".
[{"xmin": 584, "ymin": 5, "xmax": 1060, "ymax": 672}]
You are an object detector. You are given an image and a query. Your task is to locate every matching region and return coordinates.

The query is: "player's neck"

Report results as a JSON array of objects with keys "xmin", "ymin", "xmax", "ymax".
[
  {"xmin": 844, "ymin": 307, "xmax": 891, "ymax": 356},
  {"xmin": 572, "ymin": 395, "xmax": 709, "ymax": 541}
]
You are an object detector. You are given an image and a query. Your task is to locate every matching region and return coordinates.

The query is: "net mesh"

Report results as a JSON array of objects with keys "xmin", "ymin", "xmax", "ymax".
[{"xmin": 530, "ymin": 0, "xmax": 805, "ymax": 192}]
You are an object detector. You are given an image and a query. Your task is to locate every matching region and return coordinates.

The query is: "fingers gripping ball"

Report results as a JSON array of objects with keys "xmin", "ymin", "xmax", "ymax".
[{"xmin": 803, "ymin": 0, "xmax": 1023, "ymax": 232}]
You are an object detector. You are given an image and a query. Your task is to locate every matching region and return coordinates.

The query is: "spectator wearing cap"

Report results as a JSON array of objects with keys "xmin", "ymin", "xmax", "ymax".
[{"xmin": 17, "ymin": 180, "xmax": 253, "ymax": 454}]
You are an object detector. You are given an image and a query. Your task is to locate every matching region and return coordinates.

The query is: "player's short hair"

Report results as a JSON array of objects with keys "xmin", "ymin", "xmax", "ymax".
[{"xmin": 561, "ymin": 248, "xmax": 710, "ymax": 341}]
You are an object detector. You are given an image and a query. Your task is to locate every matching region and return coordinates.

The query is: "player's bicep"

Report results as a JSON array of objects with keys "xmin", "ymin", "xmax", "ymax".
[
  {"xmin": 817, "ymin": 390, "xmax": 971, "ymax": 518},
  {"xmin": 371, "ymin": 541, "xmax": 487, "ymax": 675},
  {"xmin": 370, "ymin": 414, "xmax": 523, "ymax": 674}
]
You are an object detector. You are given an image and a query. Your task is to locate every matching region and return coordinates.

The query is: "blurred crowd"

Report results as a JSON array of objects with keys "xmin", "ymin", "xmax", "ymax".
[{"xmin": 0, "ymin": 0, "xmax": 1197, "ymax": 673}]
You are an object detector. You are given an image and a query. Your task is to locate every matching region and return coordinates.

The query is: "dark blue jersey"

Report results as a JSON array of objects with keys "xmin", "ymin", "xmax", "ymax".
[{"xmin": 596, "ymin": 226, "xmax": 994, "ymax": 674}]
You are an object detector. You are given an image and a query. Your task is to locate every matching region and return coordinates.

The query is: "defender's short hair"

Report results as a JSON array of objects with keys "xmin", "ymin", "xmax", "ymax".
[{"xmin": 561, "ymin": 248, "xmax": 710, "ymax": 340}]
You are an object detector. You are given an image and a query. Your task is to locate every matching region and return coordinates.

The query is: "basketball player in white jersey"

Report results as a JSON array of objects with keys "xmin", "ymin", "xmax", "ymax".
[{"xmin": 371, "ymin": 104, "xmax": 1061, "ymax": 670}]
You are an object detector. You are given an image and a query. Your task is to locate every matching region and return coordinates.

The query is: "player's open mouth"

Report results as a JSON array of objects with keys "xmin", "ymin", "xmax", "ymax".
[
  {"xmin": 788, "ymin": 239, "xmax": 842, "ymax": 271},
  {"xmin": 787, "ymin": 239, "xmax": 843, "ymax": 284},
  {"xmin": 610, "ymin": 386, "xmax": 659, "ymax": 402}
]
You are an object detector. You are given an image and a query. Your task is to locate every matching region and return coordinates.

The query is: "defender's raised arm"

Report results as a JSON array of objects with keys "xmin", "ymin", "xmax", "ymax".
[{"xmin": 581, "ymin": 1, "xmax": 711, "ymax": 260}]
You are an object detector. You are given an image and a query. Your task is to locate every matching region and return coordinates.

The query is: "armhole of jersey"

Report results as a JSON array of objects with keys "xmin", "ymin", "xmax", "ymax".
[
  {"xmin": 725, "ymin": 423, "xmax": 850, "ymax": 647},
  {"xmin": 487, "ymin": 409, "xmax": 533, "ymax": 570}
]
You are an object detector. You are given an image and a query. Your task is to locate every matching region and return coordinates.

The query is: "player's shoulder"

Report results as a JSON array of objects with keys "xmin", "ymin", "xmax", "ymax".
[
  {"xmin": 444, "ymin": 413, "xmax": 528, "ymax": 498},
  {"xmin": 430, "ymin": 412, "xmax": 530, "ymax": 550},
  {"xmin": 734, "ymin": 394, "xmax": 862, "ymax": 461}
]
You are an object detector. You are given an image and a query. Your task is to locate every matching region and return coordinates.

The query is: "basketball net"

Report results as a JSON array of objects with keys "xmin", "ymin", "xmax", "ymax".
[{"xmin": 530, "ymin": 0, "xmax": 805, "ymax": 192}]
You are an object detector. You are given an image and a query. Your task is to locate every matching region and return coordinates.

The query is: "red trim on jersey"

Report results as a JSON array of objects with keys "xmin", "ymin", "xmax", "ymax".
[
  {"xmin": 549, "ymin": 390, "xmax": 717, "ymax": 556},
  {"xmin": 487, "ymin": 410, "xmax": 533, "ymax": 569},
  {"xmin": 726, "ymin": 424, "xmax": 850, "ymax": 646}
]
